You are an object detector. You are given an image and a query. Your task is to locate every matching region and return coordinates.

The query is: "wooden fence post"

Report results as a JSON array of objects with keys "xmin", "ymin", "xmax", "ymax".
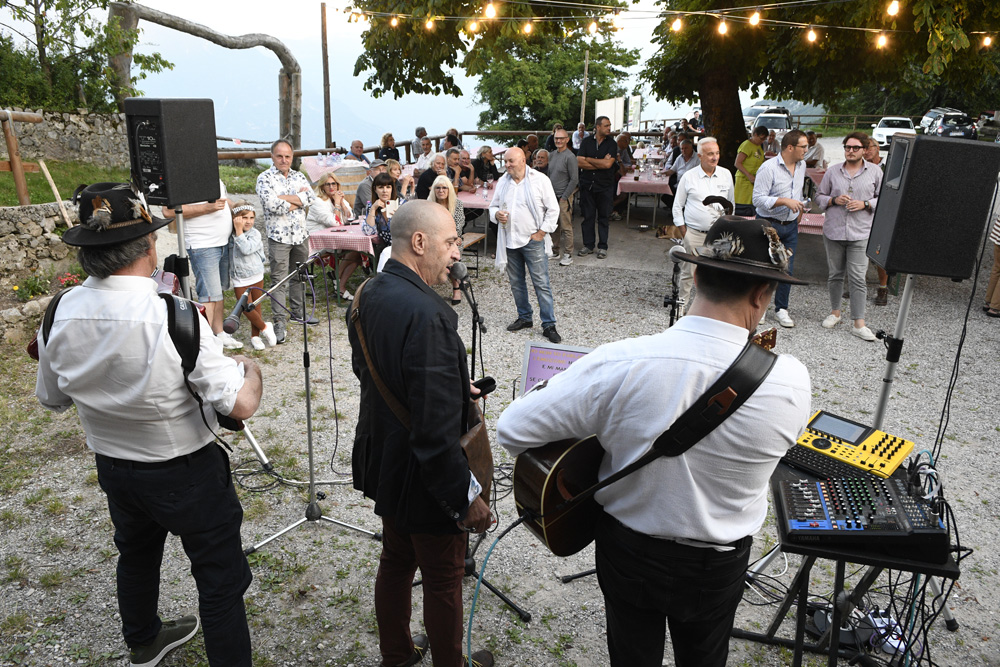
[{"xmin": 1, "ymin": 116, "xmax": 31, "ymax": 205}]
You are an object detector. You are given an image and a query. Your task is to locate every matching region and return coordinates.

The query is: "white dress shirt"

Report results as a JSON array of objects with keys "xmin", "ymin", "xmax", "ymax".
[
  {"xmin": 415, "ymin": 152, "xmax": 434, "ymax": 171},
  {"xmin": 497, "ymin": 316, "xmax": 811, "ymax": 545},
  {"xmin": 488, "ymin": 168, "xmax": 559, "ymax": 249},
  {"xmin": 672, "ymin": 164, "xmax": 735, "ymax": 231},
  {"xmin": 36, "ymin": 276, "xmax": 245, "ymax": 462}
]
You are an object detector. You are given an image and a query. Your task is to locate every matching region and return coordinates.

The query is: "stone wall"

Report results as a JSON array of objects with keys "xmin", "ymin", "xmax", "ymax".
[
  {"xmin": 0, "ymin": 202, "xmax": 77, "ymax": 274},
  {"xmin": 1, "ymin": 109, "xmax": 129, "ymax": 168}
]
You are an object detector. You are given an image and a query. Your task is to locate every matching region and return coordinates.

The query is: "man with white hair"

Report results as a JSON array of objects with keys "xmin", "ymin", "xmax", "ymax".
[
  {"xmin": 672, "ymin": 137, "xmax": 734, "ymax": 315},
  {"xmin": 411, "ymin": 126, "xmax": 427, "ymax": 161}
]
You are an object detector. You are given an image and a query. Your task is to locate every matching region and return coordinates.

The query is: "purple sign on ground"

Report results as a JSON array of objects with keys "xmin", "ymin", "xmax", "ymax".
[{"xmin": 520, "ymin": 342, "xmax": 592, "ymax": 396}]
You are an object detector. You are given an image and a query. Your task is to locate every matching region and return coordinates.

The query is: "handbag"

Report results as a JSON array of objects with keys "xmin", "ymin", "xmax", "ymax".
[{"xmin": 349, "ymin": 278, "xmax": 493, "ymax": 502}]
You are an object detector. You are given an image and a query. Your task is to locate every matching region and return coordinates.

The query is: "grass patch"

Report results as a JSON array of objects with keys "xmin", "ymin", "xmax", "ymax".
[
  {"xmin": 0, "ymin": 612, "xmax": 31, "ymax": 634},
  {"xmin": 3, "ymin": 555, "xmax": 28, "ymax": 584},
  {"xmin": 0, "ymin": 160, "xmax": 266, "ymax": 206},
  {"xmin": 38, "ymin": 569, "xmax": 67, "ymax": 588}
]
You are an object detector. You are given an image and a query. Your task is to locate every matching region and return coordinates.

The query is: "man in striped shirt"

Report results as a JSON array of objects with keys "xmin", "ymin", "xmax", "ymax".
[{"xmin": 814, "ymin": 132, "xmax": 883, "ymax": 341}]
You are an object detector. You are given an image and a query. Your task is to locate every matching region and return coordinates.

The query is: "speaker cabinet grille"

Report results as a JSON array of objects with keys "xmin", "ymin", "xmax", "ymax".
[{"xmin": 866, "ymin": 135, "xmax": 1000, "ymax": 279}]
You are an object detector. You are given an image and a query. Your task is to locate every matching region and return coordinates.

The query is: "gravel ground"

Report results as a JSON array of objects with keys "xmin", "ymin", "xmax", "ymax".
[{"xmin": 1, "ymin": 199, "xmax": 999, "ymax": 667}]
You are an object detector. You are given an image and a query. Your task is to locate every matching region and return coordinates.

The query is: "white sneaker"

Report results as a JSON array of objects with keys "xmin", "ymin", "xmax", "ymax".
[
  {"xmin": 559, "ymin": 253, "xmax": 573, "ymax": 266},
  {"xmin": 775, "ymin": 309, "xmax": 795, "ymax": 328},
  {"xmin": 251, "ymin": 336, "xmax": 266, "ymax": 351},
  {"xmin": 851, "ymin": 325, "xmax": 876, "ymax": 341},
  {"xmin": 759, "ymin": 310, "xmax": 767, "ymax": 326},
  {"xmin": 342, "ymin": 290, "xmax": 354, "ymax": 301},
  {"xmin": 261, "ymin": 322, "xmax": 277, "ymax": 347},
  {"xmin": 822, "ymin": 314, "xmax": 842, "ymax": 329},
  {"xmin": 217, "ymin": 332, "xmax": 244, "ymax": 350}
]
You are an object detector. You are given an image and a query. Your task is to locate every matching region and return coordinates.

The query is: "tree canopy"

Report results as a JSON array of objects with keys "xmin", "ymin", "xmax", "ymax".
[
  {"xmin": 474, "ymin": 37, "xmax": 638, "ymax": 133},
  {"xmin": 0, "ymin": 0, "xmax": 170, "ymax": 112}
]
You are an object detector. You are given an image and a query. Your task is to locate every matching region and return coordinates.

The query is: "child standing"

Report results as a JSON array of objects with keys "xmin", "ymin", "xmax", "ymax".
[{"xmin": 230, "ymin": 202, "xmax": 277, "ymax": 350}]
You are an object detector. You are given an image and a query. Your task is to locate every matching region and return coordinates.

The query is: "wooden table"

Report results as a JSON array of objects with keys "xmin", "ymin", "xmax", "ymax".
[{"xmin": 617, "ymin": 170, "xmax": 674, "ymax": 228}]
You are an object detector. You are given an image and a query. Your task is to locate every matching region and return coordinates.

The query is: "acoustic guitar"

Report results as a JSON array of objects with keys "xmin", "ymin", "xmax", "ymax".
[{"xmin": 511, "ymin": 327, "xmax": 777, "ymax": 557}]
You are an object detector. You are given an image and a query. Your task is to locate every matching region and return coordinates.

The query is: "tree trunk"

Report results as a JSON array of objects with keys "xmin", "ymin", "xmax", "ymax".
[
  {"xmin": 698, "ymin": 66, "xmax": 746, "ymax": 173},
  {"xmin": 107, "ymin": 2, "xmax": 302, "ymax": 149},
  {"xmin": 32, "ymin": 0, "xmax": 52, "ymax": 88},
  {"xmin": 108, "ymin": 2, "xmax": 139, "ymax": 110}
]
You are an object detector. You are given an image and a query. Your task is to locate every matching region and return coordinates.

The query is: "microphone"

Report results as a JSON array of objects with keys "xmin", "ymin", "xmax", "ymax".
[
  {"xmin": 222, "ymin": 292, "xmax": 250, "ymax": 334},
  {"xmin": 668, "ymin": 243, "xmax": 687, "ymax": 264},
  {"xmin": 449, "ymin": 261, "xmax": 470, "ymax": 286}
]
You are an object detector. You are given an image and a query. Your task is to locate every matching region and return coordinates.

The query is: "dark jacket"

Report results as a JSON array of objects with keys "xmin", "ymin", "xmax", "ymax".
[
  {"xmin": 415, "ymin": 168, "xmax": 438, "ymax": 200},
  {"xmin": 471, "ymin": 158, "xmax": 500, "ymax": 184},
  {"xmin": 348, "ymin": 260, "xmax": 472, "ymax": 534}
]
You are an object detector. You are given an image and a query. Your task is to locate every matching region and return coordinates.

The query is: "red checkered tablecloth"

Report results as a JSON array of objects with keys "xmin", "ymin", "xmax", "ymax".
[{"xmin": 308, "ymin": 225, "xmax": 376, "ymax": 256}]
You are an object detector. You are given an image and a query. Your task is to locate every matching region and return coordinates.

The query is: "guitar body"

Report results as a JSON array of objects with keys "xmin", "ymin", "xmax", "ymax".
[{"xmin": 512, "ymin": 435, "xmax": 605, "ymax": 557}]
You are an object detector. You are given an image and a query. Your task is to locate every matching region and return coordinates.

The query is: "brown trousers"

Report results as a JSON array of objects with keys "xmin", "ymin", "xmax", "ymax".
[{"xmin": 375, "ymin": 516, "xmax": 467, "ymax": 667}]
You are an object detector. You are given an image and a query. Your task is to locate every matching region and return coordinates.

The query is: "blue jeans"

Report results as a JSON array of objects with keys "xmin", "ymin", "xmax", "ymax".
[
  {"xmin": 758, "ymin": 218, "xmax": 798, "ymax": 311},
  {"xmin": 506, "ymin": 239, "xmax": 556, "ymax": 328},
  {"xmin": 96, "ymin": 444, "xmax": 252, "ymax": 666},
  {"xmin": 188, "ymin": 245, "xmax": 231, "ymax": 302}
]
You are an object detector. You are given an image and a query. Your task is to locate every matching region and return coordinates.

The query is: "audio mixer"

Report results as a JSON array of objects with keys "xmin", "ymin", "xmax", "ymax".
[{"xmin": 789, "ymin": 410, "xmax": 914, "ymax": 479}]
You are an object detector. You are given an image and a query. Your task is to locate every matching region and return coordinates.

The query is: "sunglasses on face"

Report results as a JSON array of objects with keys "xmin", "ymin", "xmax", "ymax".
[{"xmin": 844, "ymin": 145, "xmax": 864, "ymax": 151}]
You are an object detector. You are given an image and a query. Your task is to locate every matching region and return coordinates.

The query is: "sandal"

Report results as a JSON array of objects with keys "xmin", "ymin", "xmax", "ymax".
[{"xmin": 987, "ymin": 309, "xmax": 1000, "ymax": 318}]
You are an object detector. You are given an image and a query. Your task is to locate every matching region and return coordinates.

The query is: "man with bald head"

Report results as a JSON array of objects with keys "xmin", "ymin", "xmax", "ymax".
[
  {"xmin": 346, "ymin": 139, "xmax": 372, "ymax": 166},
  {"xmin": 348, "ymin": 200, "xmax": 494, "ymax": 667}
]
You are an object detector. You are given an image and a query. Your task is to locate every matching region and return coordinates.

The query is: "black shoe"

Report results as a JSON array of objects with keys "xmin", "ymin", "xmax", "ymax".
[
  {"xmin": 542, "ymin": 325, "xmax": 562, "ymax": 343},
  {"xmin": 380, "ymin": 634, "xmax": 429, "ymax": 667},
  {"xmin": 465, "ymin": 650, "xmax": 495, "ymax": 667},
  {"xmin": 303, "ymin": 316, "xmax": 320, "ymax": 325},
  {"xmin": 507, "ymin": 318, "xmax": 533, "ymax": 332},
  {"xmin": 129, "ymin": 615, "xmax": 199, "ymax": 667}
]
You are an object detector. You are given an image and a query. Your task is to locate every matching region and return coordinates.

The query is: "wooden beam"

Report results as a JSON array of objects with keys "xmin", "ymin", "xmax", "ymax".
[
  {"xmin": 38, "ymin": 160, "xmax": 73, "ymax": 227},
  {"xmin": 0, "ymin": 161, "xmax": 40, "ymax": 173},
  {"xmin": 0, "ymin": 110, "xmax": 44, "ymax": 124},
  {"xmin": 1, "ymin": 119, "xmax": 31, "ymax": 204}
]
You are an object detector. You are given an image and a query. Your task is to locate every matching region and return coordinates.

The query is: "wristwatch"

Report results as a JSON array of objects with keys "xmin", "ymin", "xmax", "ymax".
[{"xmin": 864, "ymin": 201, "xmax": 871, "ymax": 211}]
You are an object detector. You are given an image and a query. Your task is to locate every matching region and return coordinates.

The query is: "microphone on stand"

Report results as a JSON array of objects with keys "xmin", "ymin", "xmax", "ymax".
[
  {"xmin": 449, "ymin": 261, "xmax": 487, "ymax": 334},
  {"xmin": 222, "ymin": 291, "xmax": 250, "ymax": 334},
  {"xmin": 668, "ymin": 243, "xmax": 687, "ymax": 264}
]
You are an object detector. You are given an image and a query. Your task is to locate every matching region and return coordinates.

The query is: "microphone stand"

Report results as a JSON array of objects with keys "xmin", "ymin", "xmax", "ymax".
[
  {"xmin": 459, "ymin": 279, "xmax": 487, "ymax": 378},
  {"xmin": 244, "ymin": 259, "xmax": 380, "ymax": 555},
  {"xmin": 662, "ymin": 257, "xmax": 683, "ymax": 327}
]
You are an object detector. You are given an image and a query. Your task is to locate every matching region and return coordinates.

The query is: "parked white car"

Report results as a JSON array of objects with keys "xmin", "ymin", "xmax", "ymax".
[{"xmin": 871, "ymin": 116, "xmax": 917, "ymax": 148}]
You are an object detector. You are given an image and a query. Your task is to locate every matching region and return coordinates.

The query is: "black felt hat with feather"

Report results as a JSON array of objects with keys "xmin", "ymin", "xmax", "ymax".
[{"xmin": 63, "ymin": 182, "xmax": 170, "ymax": 247}]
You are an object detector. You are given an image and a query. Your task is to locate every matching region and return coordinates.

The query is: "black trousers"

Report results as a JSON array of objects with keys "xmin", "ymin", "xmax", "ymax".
[
  {"xmin": 595, "ymin": 513, "xmax": 752, "ymax": 667},
  {"xmin": 96, "ymin": 443, "xmax": 252, "ymax": 666},
  {"xmin": 580, "ymin": 184, "xmax": 613, "ymax": 250}
]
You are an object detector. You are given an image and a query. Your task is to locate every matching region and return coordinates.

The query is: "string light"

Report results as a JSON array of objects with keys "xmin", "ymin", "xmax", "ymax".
[
  {"xmin": 718, "ymin": 18, "xmax": 728, "ymax": 35},
  {"xmin": 425, "ymin": 18, "xmax": 435, "ymax": 30},
  {"xmin": 523, "ymin": 21, "xmax": 533, "ymax": 34},
  {"xmin": 807, "ymin": 27, "xmax": 817, "ymax": 42},
  {"xmin": 671, "ymin": 17, "xmax": 682, "ymax": 31},
  {"xmin": 887, "ymin": 0, "xmax": 899, "ymax": 16},
  {"xmin": 588, "ymin": 21, "xmax": 598, "ymax": 34},
  {"xmin": 749, "ymin": 10, "xmax": 760, "ymax": 26},
  {"xmin": 485, "ymin": 2, "xmax": 496, "ymax": 19},
  {"xmin": 390, "ymin": 16, "xmax": 398, "ymax": 27},
  {"xmin": 468, "ymin": 20, "xmax": 478, "ymax": 32},
  {"xmin": 611, "ymin": 12, "xmax": 622, "ymax": 30},
  {"xmin": 877, "ymin": 33, "xmax": 887, "ymax": 47},
  {"xmin": 985, "ymin": 35, "xmax": 993, "ymax": 47}
]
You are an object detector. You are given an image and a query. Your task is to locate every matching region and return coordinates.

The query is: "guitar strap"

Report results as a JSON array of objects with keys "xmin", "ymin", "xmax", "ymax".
[
  {"xmin": 348, "ymin": 278, "xmax": 412, "ymax": 429},
  {"xmin": 557, "ymin": 339, "xmax": 777, "ymax": 511}
]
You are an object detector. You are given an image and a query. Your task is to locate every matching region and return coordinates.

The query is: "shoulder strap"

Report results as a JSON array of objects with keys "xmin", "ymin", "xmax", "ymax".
[
  {"xmin": 159, "ymin": 293, "xmax": 200, "ymax": 377},
  {"xmin": 564, "ymin": 340, "xmax": 777, "ymax": 508},
  {"xmin": 349, "ymin": 278, "xmax": 412, "ymax": 429},
  {"xmin": 41, "ymin": 286, "xmax": 77, "ymax": 345}
]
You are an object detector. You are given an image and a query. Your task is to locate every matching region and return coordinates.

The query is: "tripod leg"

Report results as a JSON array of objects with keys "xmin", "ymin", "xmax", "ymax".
[
  {"xmin": 928, "ymin": 577, "xmax": 959, "ymax": 631},
  {"xmin": 560, "ymin": 568, "xmax": 596, "ymax": 584},
  {"xmin": 476, "ymin": 576, "xmax": 532, "ymax": 622},
  {"xmin": 241, "ymin": 424, "xmax": 272, "ymax": 471},
  {"xmin": 317, "ymin": 515, "xmax": 381, "ymax": 540},
  {"xmin": 244, "ymin": 516, "xmax": 310, "ymax": 555}
]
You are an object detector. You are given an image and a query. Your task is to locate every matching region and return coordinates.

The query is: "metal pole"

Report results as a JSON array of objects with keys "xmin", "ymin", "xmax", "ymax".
[
  {"xmin": 580, "ymin": 48, "xmax": 590, "ymax": 126},
  {"xmin": 173, "ymin": 208, "xmax": 192, "ymax": 299},
  {"xmin": 321, "ymin": 3, "xmax": 332, "ymax": 148},
  {"xmin": 871, "ymin": 274, "xmax": 915, "ymax": 430}
]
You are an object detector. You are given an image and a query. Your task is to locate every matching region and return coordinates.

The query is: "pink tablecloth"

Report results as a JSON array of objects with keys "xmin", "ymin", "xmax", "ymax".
[
  {"xmin": 458, "ymin": 186, "xmax": 496, "ymax": 210},
  {"xmin": 617, "ymin": 171, "xmax": 674, "ymax": 196},
  {"xmin": 806, "ymin": 168, "xmax": 826, "ymax": 187},
  {"xmin": 308, "ymin": 225, "xmax": 376, "ymax": 256}
]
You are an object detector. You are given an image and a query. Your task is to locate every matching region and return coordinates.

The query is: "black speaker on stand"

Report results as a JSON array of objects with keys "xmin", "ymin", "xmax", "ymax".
[
  {"xmin": 867, "ymin": 135, "xmax": 1000, "ymax": 280},
  {"xmin": 124, "ymin": 98, "xmax": 221, "ymax": 299}
]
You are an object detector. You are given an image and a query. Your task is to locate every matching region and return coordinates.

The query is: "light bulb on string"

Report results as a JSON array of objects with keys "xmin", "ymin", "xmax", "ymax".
[
  {"xmin": 469, "ymin": 20, "xmax": 478, "ymax": 32},
  {"xmin": 877, "ymin": 33, "xmax": 887, "ymax": 48},
  {"xmin": 985, "ymin": 35, "xmax": 993, "ymax": 47},
  {"xmin": 524, "ymin": 21, "xmax": 533, "ymax": 34},
  {"xmin": 425, "ymin": 18, "xmax": 435, "ymax": 30},
  {"xmin": 807, "ymin": 27, "xmax": 817, "ymax": 42},
  {"xmin": 718, "ymin": 18, "xmax": 727, "ymax": 35},
  {"xmin": 749, "ymin": 10, "xmax": 760, "ymax": 26},
  {"xmin": 611, "ymin": 12, "xmax": 622, "ymax": 30},
  {"xmin": 671, "ymin": 17, "xmax": 682, "ymax": 31},
  {"xmin": 887, "ymin": 1, "xmax": 899, "ymax": 16},
  {"xmin": 485, "ymin": 3, "xmax": 496, "ymax": 19},
  {"xmin": 588, "ymin": 21, "xmax": 598, "ymax": 35},
  {"xmin": 390, "ymin": 16, "xmax": 398, "ymax": 27}
]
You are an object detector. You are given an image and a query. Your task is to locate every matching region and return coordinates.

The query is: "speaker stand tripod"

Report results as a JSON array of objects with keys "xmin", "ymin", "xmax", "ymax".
[{"xmin": 244, "ymin": 261, "xmax": 380, "ymax": 555}]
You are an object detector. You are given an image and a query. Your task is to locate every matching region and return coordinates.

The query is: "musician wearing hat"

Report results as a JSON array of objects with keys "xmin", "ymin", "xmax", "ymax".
[
  {"xmin": 497, "ymin": 216, "xmax": 812, "ymax": 667},
  {"xmin": 35, "ymin": 183, "xmax": 263, "ymax": 667}
]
